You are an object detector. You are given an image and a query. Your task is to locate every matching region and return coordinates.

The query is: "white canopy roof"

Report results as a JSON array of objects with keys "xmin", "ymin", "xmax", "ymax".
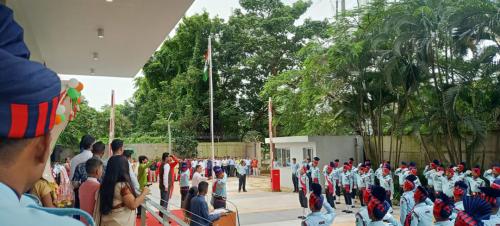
[{"xmin": 7, "ymin": 0, "xmax": 193, "ymax": 77}]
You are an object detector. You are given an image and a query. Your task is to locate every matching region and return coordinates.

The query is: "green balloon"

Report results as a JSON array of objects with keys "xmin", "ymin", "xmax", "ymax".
[
  {"xmin": 59, "ymin": 114, "xmax": 66, "ymax": 122},
  {"xmin": 67, "ymin": 88, "xmax": 80, "ymax": 100}
]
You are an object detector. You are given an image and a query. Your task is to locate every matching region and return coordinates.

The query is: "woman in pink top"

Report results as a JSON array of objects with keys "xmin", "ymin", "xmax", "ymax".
[{"xmin": 78, "ymin": 158, "xmax": 103, "ymax": 225}]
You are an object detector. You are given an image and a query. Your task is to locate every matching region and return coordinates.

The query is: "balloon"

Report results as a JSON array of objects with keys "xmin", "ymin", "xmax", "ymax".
[
  {"xmin": 68, "ymin": 78, "xmax": 79, "ymax": 88},
  {"xmin": 55, "ymin": 114, "xmax": 65, "ymax": 125},
  {"xmin": 56, "ymin": 105, "xmax": 66, "ymax": 115},
  {"xmin": 77, "ymin": 97, "xmax": 82, "ymax": 104},
  {"xmin": 76, "ymin": 82, "xmax": 84, "ymax": 92},
  {"xmin": 67, "ymin": 88, "xmax": 80, "ymax": 100}
]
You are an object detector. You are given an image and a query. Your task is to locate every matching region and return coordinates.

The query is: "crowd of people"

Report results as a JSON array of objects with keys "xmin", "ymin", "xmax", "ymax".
[
  {"xmin": 292, "ymin": 156, "xmax": 500, "ymax": 225},
  {"xmin": 34, "ymin": 134, "xmax": 259, "ymax": 226}
]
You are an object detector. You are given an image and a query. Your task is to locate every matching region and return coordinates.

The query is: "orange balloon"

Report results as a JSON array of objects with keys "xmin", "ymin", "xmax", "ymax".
[
  {"xmin": 76, "ymin": 82, "xmax": 84, "ymax": 92},
  {"xmin": 55, "ymin": 115, "xmax": 62, "ymax": 125},
  {"xmin": 77, "ymin": 97, "xmax": 82, "ymax": 104}
]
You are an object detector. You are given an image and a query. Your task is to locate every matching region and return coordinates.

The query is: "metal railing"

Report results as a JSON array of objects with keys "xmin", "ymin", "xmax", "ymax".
[
  {"xmin": 140, "ymin": 196, "xmax": 189, "ymax": 226},
  {"xmin": 140, "ymin": 195, "xmax": 241, "ymax": 226}
]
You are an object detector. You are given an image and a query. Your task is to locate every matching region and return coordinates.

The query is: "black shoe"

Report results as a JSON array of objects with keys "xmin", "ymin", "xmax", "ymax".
[
  {"xmin": 297, "ymin": 216, "xmax": 306, "ymax": 219},
  {"xmin": 243, "ymin": 190, "xmax": 247, "ymax": 192},
  {"xmin": 335, "ymin": 202, "xmax": 341, "ymax": 204},
  {"xmin": 341, "ymin": 210, "xmax": 347, "ymax": 212},
  {"xmin": 351, "ymin": 205, "xmax": 355, "ymax": 208},
  {"xmin": 346, "ymin": 210, "xmax": 353, "ymax": 214}
]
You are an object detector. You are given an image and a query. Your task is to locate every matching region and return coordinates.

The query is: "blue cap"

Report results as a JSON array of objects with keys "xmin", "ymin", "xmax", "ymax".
[{"xmin": 0, "ymin": 5, "xmax": 61, "ymax": 138}]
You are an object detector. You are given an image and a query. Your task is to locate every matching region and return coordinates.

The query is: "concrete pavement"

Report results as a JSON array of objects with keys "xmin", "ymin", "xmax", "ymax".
[{"xmin": 148, "ymin": 175, "xmax": 402, "ymax": 226}]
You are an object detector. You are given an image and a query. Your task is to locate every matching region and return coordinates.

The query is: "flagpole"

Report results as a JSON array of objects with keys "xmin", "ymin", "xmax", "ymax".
[
  {"xmin": 209, "ymin": 35, "xmax": 215, "ymax": 180},
  {"xmin": 109, "ymin": 90, "xmax": 115, "ymax": 157}
]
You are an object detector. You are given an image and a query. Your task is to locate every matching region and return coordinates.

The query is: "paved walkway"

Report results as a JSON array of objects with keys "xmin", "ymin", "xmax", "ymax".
[{"xmin": 148, "ymin": 175, "xmax": 402, "ymax": 226}]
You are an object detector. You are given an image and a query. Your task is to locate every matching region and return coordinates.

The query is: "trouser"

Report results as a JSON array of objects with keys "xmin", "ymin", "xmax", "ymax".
[
  {"xmin": 292, "ymin": 174, "xmax": 299, "ymax": 192},
  {"xmin": 335, "ymin": 181, "xmax": 341, "ymax": 197},
  {"xmin": 229, "ymin": 165, "xmax": 234, "ymax": 176},
  {"xmin": 207, "ymin": 168, "xmax": 212, "ymax": 178},
  {"xmin": 180, "ymin": 186, "xmax": 189, "ymax": 202},
  {"xmin": 307, "ymin": 173, "xmax": 313, "ymax": 190},
  {"xmin": 149, "ymin": 171, "xmax": 156, "ymax": 182},
  {"xmin": 159, "ymin": 189, "xmax": 169, "ymax": 217},
  {"xmin": 343, "ymin": 186, "xmax": 352, "ymax": 205},
  {"xmin": 325, "ymin": 187, "xmax": 336, "ymax": 208},
  {"xmin": 253, "ymin": 167, "xmax": 259, "ymax": 176},
  {"xmin": 73, "ymin": 188, "xmax": 80, "ymax": 220},
  {"xmin": 360, "ymin": 187, "xmax": 366, "ymax": 206},
  {"xmin": 299, "ymin": 190, "xmax": 308, "ymax": 208},
  {"xmin": 213, "ymin": 196, "xmax": 226, "ymax": 209},
  {"xmin": 386, "ymin": 191, "xmax": 392, "ymax": 207},
  {"xmin": 238, "ymin": 174, "xmax": 247, "ymax": 191},
  {"xmin": 223, "ymin": 166, "xmax": 228, "ymax": 175},
  {"xmin": 351, "ymin": 188, "xmax": 358, "ymax": 204}
]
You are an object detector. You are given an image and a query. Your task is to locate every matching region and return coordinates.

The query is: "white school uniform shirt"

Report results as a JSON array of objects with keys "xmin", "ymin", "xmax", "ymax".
[
  {"xmin": 340, "ymin": 171, "xmax": 353, "ymax": 190},
  {"xmin": 191, "ymin": 160, "xmax": 197, "ymax": 168},
  {"xmin": 450, "ymin": 200, "xmax": 463, "ymax": 221},
  {"xmin": 407, "ymin": 202, "xmax": 433, "ymax": 226},
  {"xmin": 69, "ymin": 149, "xmax": 92, "ymax": 179},
  {"xmin": 163, "ymin": 163, "xmax": 170, "ymax": 190},
  {"xmin": 434, "ymin": 220, "xmax": 454, "ymax": 226},
  {"xmin": 191, "ymin": 172, "xmax": 206, "ymax": 187},
  {"xmin": 440, "ymin": 175, "xmax": 459, "ymax": 197},
  {"xmin": 465, "ymin": 176, "xmax": 485, "ymax": 194},
  {"xmin": 483, "ymin": 169, "xmax": 500, "ymax": 184},
  {"xmin": 400, "ymin": 190, "xmax": 415, "ymax": 224},
  {"xmin": 423, "ymin": 166, "xmax": 436, "ymax": 186},
  {"xmin": 394, "ymin": 167, "xmax": 409, "ymax": 186},
  {"xmin": 379, "ymin": 174, "xmax": 394, "ymax": 197},
  {"xmin": 0, "ymin": 183, "xmax": 84, "ymax": 226},
  {"xmin": 432, "ymin": 171, "xmax": 444, "ymax": 192}
]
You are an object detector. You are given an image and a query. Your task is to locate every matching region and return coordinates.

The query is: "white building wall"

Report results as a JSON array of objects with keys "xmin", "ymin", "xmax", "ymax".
[{"xmin": 274, "ymin": 142, "xmax": 316, "ymax": 190}]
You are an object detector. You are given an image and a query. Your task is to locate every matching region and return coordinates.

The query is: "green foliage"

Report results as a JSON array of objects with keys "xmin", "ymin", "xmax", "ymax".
[{"xmin": 173, "ymin": 136, "xmax": 198, "ymax": 158}]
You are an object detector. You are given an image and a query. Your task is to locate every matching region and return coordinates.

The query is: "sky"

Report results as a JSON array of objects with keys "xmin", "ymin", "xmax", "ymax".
[{"xmin": 65, "ymin": 0, "xmax": 360, "ymax": 109}]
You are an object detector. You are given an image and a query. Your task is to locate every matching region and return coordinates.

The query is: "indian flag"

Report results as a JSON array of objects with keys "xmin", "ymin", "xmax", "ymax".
[{"xmin": 203, "ymin": 48, "xmax": 210, "ymax": 81}]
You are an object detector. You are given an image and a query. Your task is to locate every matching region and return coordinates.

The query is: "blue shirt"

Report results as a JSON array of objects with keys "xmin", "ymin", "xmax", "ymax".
[
  {"xmin": 180, "ymin": 170, "xmax": 190, "ymax": 187},
  {"xmin": 0, "ymin": 183, "xmax": 84, "ymax": 226},
  {"xmin": 291, "ymin": 163, "xmax": 300, "ymax": 175},
  {"xmin": 189, "ymin": 195, "xmax": 220, "ymax": 226},
  {"xmin": 237, "ymin": 164, "xmax": 247, "ymax": 175},
  {"xmin": 214, "ymin": 173, "xmax": 227, "ymax": 197}
]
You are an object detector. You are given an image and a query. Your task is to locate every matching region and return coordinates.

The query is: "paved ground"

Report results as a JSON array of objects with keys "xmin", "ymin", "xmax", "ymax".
[{"xmin": 148, "ymin": 176, "xmax": 402, "ymax": 226}]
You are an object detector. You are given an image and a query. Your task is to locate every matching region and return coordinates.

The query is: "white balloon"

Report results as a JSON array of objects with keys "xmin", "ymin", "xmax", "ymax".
[
  {"xmin": 56, "ymin": 105, "xmax": 66, "ymax": 115},
  {"xmin": 69, "ymin": 78, "xmax": 79, "ymax": 88}
]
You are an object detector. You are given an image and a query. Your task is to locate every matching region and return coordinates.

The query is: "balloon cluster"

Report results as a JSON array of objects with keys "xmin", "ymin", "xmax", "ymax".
[{"xmin": 55, "ymin": 78, "xmax": 85, "ymax": 125}]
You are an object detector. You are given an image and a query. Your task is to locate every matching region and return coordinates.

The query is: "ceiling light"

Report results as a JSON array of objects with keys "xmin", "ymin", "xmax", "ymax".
[
  {"xmin": 93, "ymin": 52, "xmax": 99, "ymax": 61},
  {"xmin": 106, "ymin": 0, "xmax": 113, "ymax": 2},
  {"xmin": 90, "ymin": 68, "xmax": 95, "ymax": 75},
  {"xmin": 97, "ymin": 28, "xmax": 104, "ymax": 39}
]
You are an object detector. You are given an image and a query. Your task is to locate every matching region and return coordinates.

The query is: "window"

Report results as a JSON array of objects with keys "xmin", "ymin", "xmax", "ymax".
[
  {"xmin": 274, "ymin": 148, "xmax": 291, "ymax": 167},
  {"xmin": 303, "ymin": 147, "xmax": 313, "ymax": 162}
]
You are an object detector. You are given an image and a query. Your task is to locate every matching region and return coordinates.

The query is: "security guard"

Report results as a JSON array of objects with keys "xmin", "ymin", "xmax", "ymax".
[
  {"xmin": 302, "ymin": 183, "xmax": 336, "ymax": 226},
  {"xmin": 0, "ymin": 5, "xmax": 88, "ymax": 226},
  {"xmin": 404, "ymin": 186, "xmax": 433, "ymax": 226}
]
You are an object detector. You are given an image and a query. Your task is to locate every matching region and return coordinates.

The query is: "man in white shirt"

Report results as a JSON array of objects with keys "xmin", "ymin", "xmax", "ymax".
[
  {"xmin": 69, "ymin": 134, "xmax": 95, "ymax": 179},
  {"xmin": 192, "ymin": 165, "xmax": 207, "ymax": 188},
  {"xmin": 123, "ymin": 149, "xmax": 140, "ymax": 194},
  {"xmin": 69, "ymin": 134, "xmax": 95, "ymax": 213}
]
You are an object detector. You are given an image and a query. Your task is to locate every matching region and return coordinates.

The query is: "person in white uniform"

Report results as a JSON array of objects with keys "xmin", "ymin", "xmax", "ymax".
[
  {"xmin": 404, "ymin": 186, "xmax": 433, "ymax": 226},
  {"xmin": 301, "ymin": 183, "xmax": 336, "ymax": 226},
  {"xmin": 433, "ymin": 193, "xmax": 455, "ymax": 226},
  {"xmin": 450, "ymin": 180, "xmax": 468, "ymax": 221},
  {"xmin": 478, "ymin": 179, "xmax": 500, "ymax": 226}
]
